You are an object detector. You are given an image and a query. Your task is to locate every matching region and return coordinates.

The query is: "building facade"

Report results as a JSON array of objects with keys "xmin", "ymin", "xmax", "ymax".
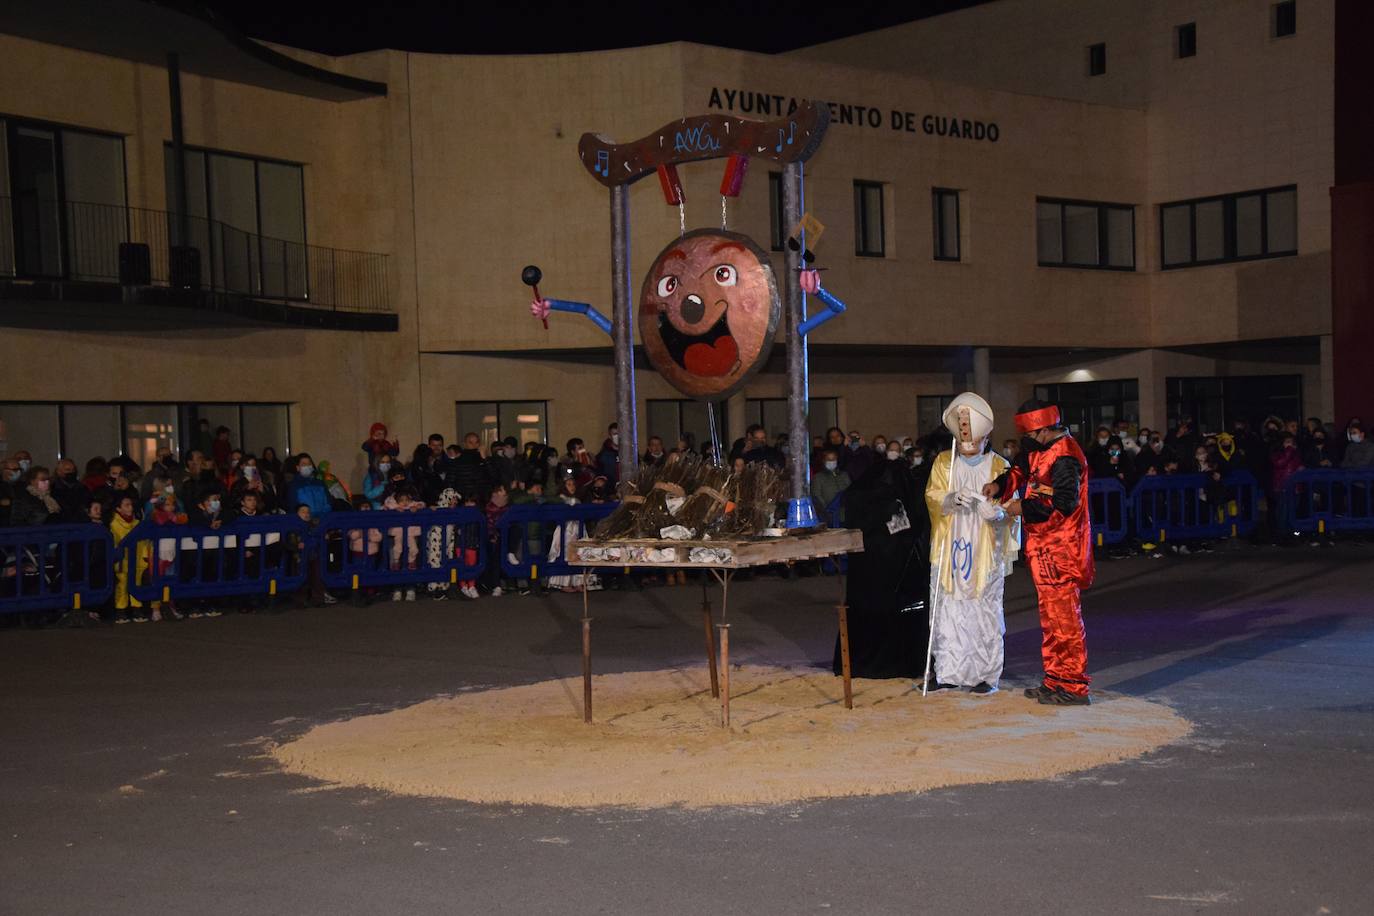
[{"xmin": 0, "ymin": 0, "xmax": 1363, "ymax": 486}]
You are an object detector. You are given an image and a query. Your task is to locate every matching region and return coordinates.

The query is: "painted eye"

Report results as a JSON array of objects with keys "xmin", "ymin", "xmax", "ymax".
[
  {"xmin": 656, "ymin": 275, "xmax": 678, "ymax": 297},
  {"xmin": 714, "ymin": 265, "xmax": 737, "ymax": 287}
]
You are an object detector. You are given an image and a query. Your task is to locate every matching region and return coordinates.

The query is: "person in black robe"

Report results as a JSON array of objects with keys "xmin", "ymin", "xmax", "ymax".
[{"xmin": 832, "ymin": 452, "xmax": 931, "ymax": 679}]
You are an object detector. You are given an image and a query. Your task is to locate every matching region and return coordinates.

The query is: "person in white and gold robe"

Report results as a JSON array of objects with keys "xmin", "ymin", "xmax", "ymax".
[{"xmin": 923, "ymin": 393, "xmax": 1020, "ymax": 693}]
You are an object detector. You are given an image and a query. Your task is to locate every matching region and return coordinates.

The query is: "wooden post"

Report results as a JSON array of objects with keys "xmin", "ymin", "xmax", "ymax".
[
  {"xmin": 837, "ymin": 604, "xmax": 853, "ymax": 710},
  {"xmin": 582, "ymin": 577, "xmax": 593, "ymax": 723},
  {"xmin": 702, "ymin": 579, "xmax": 719, "ymax": 698},
  {"xmin": 718, "ymin": 623, "xmax": 731, "ymax": 728}
]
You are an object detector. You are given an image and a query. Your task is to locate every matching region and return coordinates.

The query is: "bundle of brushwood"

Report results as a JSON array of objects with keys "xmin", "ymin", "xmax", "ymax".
[
  {"xmin": 672, "ymin": 461, "xmax": 734, "ymax": 533},
  {"xmin": 711, "ymin": 462, "xmax": 784, "ymax": 537},
  {"xmin": 591, "ymin": 461, "xmax": 661, "ymax": 539},
  {"xmin": 634, "ymin": 453, "xmax": 702, "ymax": 537}
]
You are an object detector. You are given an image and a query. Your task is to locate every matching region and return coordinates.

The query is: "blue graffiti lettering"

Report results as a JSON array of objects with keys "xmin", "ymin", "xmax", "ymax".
[{"xmin": 673, "ymin": 125, "xmax": 722, "ymax": 154}]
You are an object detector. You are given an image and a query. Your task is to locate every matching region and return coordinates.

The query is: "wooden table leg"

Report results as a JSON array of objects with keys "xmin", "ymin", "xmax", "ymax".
[
  {"xmin": 837, "ymin": 603, "xmax": 853, "ymax": 710},
  {"xmin": 718, "ymin": 622, "xmax": 731, "ymax": 728},
  {"xmin": 702, "ymin": 579, "xmax": 719, "ymax": 699},
  {"xmin": 582, "ymin": 577, "xmax": 593, "ymax": 724}
]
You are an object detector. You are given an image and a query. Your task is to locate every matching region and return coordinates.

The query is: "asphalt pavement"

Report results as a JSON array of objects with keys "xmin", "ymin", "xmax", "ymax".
[{"xmin": 2, "ymin": 541, "xmax": 1371, "ymax": 915}]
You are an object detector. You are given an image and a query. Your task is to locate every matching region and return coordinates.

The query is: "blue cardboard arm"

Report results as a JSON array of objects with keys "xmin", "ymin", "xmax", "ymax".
[
  {"xmin": 547, "ymin": 298, "xmax": 613, "ymax": 336},
  {"xmin": 798, "ymin": 286, "xmax": 847, "ymax": 337}
]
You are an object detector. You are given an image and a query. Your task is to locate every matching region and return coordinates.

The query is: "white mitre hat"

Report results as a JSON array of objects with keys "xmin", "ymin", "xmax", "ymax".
[{"xmin": 942, "ymin": 392, "xmax": 995, "ymax": 445}]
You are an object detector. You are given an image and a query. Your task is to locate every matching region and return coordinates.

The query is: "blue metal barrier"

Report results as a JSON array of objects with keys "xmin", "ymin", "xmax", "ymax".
[
  {"xmin": 122, "ymin": 515, "xmax": 312, "ymax": 602},
  {"xmin": 820, "ymin": 493, "xmax": 849, "ymax": 575},
  {"xmin": 317, "ymin": 508, "xmax": 487, "ymax": 590},
  {"xmin": 498, "ymin": 502, "xmax": 618, "ymax": 579},
  {"xmin": 1278, "ymin": 468, "xmax": 1374, "ymax": 534},
  {"xmin": 1131, "ymin": 471, "xmax": 1259, "ymax": 542},
  {"xmin": 0, "ymin": 524, "xmax": 114, "ymax": 613},
  {"xmin": 1089, "ymin": 478, "xmax": 1129, "ymax": 546}
]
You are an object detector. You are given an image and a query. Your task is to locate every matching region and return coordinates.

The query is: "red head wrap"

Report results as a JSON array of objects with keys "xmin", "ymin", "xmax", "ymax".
[
  {"xmin": 369, "ymin": 422, "xmax": 388, "ymax": 437},
  {"xmin": 1015, "ymin": 405, "xmax": 1062, "ymax": 435}
]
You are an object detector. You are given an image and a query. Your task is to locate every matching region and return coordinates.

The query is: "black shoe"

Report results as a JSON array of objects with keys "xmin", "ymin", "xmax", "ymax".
[
  {"xmin": 970, "ymin": 682, "xmax": 994, "ymax": 694},
  {"xmin": 1038, "ymin": 687, "xmax": 1091, "ymax": 706},
  {"xmin": 923, "ymin": 677, "xmax": 956, "ymax": 692},
  {"xmin": 1024, "ymin": 683, "xmax": 1055, "ymax": 701}
]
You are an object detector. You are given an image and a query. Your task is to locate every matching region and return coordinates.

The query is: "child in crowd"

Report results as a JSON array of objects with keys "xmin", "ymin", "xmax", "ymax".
[
  {"xmin": 456, "ymin": 497, "xmax": 482, "ymax": 600},
  {"xmin": 109, "ymin": 495, "xmax": 146, "ymax": 624},
  {"xmin": 547, "ymin": 476, "xmax": 601, "ymax": 593},
  {"xmin": 147, "ymin": 487, "xmax": 187, "ymax": 621},
  {"xmin": 362, "ymin": 422, "xmax": 400, "ymax": 469},
  {"xmin": 384, "ymin": 484, "xmax": 425, "ymax": 602},
  {"xmin": 346, "ymin": 494, "xmax": 384, "ymax": 606},
  {"xmin": 481, "ymin": 483, "xmax": 513, "ymax": 597},
  {"xmin": 425, "ymin": 488, "xmax": 461, "ymax": 600}
]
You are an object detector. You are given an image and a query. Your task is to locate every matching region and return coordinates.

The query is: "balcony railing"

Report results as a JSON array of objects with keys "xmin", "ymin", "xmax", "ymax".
[{"xmin": 0, "ymin": 195, "xmax": 390, "ymax": 314}]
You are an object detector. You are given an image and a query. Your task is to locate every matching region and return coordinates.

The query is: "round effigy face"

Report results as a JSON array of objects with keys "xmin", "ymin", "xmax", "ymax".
[{"xmin": 639, "ymin": 229, "xmax": 780, "ymax": 401}]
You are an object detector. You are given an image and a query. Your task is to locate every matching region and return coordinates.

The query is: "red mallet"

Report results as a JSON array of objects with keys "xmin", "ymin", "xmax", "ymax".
[
  {"xmin": 522, "ymin": 264, "xmax": 547, "ymax": 329},
  {"xmin": 656, "ymin": 164, "xmax": 684, "ymax": 206},
  {"xmin": 719, "ymin": 154, "xmax": 749, "ymax": 198}
]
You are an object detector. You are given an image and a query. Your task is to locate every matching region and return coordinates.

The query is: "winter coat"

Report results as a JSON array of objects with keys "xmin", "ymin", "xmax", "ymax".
[
  {"xmin": 1269, "ymin": 447, "xmax": 1304, "ymax": 494},
  {"xmin": 1342, "ymin": 440, "xmax": 1374, "ymax": 468},
  {"xmin": 52, "ymin": 476, "xmax": 93, "ymax": 524},
  {"xmin": 9, "ymin": 486, "xmax": 60, "ymax": 526},
  {"xmin": 286, "ymin": 475, "xmax": 332, "ymax": 519}
]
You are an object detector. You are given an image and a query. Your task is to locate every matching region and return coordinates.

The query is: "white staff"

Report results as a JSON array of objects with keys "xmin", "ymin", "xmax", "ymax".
[{"xmin": 921, "ymin": 442, "xmax": 958, "ymax": 697}]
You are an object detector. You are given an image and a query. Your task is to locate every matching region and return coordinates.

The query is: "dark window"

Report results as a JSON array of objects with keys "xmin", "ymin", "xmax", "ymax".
[
  {"xmin": 932, "ymin": 188, "xmax": 960, "ymax": 261},
  {"xmin": 1166, "ymin": 375, "xmax": 1302, "ymax": 432},
  {"xmin": 647, "ymin": 399, "xmax": 728, "ymax": 455},
  {"xmin": 1088, "ymin": 43, "xmax": 1107, "ymax": 76},
  {"xmin": 0, "ymin": 401, "xmax": 290, "ymax": 469},
  {"xmin": 1176, "ymin": 22, "xmax": 1197, "ymax": 58},
  {"xmin": 455, "ymin": 401, "xmax": 548, "ymax": 453},
  {"xmin": 1036, "ymin": 198, "xmax": 1135, "ymax": 270},
  {"xmin": 1159, "ymin": 185, "xmax": 1297, "ymax": 268},
  {"xmin": 1273, "ymin": 1, "xmax": 1296, "ymax": 38},
  {"xmin": 163, "ymin": 144, "xmax": 307, "ymax": 300},
  {"xmin": 768, "ymin": 171, "xmax": 785, "ymax": 252},
  {"xmin": 744, "ymin": 398, "xmax": 839, "ymax": 446},
  {"xmin": 1, "ymin": 117, "xmax": 127, "ymax": 282},
  {"xmin": 1032, "ymin": 380, "xmax": 1140, "ymax": 443},
  {"xmin": 853, "ymin": 180, "xmax": 885, "ymax": 257},
  {"xmin": 917, "ymin": 395, "xmax": 955, "ymax": 438}
]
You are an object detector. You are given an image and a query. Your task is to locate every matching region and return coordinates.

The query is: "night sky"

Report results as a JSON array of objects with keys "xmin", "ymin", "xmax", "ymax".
[{"xmin": 200, "ymin": 0, "xmax": 995, "ymax": 56}]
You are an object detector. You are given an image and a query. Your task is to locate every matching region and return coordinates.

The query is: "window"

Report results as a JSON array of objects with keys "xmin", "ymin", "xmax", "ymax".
[
  {"xmin": 647, "ymin": 399, "xmax": 727, "ymax": 454},
  {"xmin": 1036, "ymin": 198, "xmax": 1135, "ymax": 269},
  {"xmin": 744, "ymin": 398, "xmax": 838, "ymax": 446},
  {"xmin": 1087, "ymin": 43, "xmax": 1107, "ymax": 76},
  {"xmin": 932, "ymin": 188, "xmax": 960, "ymax": 261},
  {"xmin": 1176, "ymin": 22, "xmax": 1197, "ymax": 58},
  {"xmin": 0, "ymin": 402, "xmax": 289, "ymax": 468},
  {"xmin": 456, "ymin": 401, "xmax": 548, "ymax": 452},
  {"xmin": 1273, "ymin": 1, "xmax": 1296, "ymax": 38},
  {"xmin": 853, "ymin": 181, "xmax": 885, "ymax": 257},
  {"xmin": 917, "ymin": 395, "xmax": 955, "ymax": 438},
  {"xmin": 1, "ymin": 118, "xmax": 127, "ymax": 282},
  {"xmin": 1166, "ymin": 375, "xmax": 1302, "ymax": 432},
  {"xmin": 768, "ymin": 171, "xmax": 786, "ymax": 252},
  {"xmin": 164, "ymin": 145, "xmax": 307, "ymax": 299},
  {"xmin": 1033, "ymin": 380, "xmax": 1139, "ymax": 442},
  {"xmin": 1159, "ymin": 186, "xmax": 1298, "ymax": 268}
]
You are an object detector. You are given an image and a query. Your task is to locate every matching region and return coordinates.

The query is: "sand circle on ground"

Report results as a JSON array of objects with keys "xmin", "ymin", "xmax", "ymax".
[{"xmin": 271, "ymin": 665, "xmax": 1191, "ymax": 808}]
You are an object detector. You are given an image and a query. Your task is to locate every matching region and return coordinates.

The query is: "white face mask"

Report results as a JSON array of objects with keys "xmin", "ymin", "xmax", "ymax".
[
  {"xmin": 1352, "ymin": 433, "xmax": 1365, "ymax": 444},
  {"xmin": 886, "ymin": 449, "xmax": 900, "ymax": 460},
  {"xmin": 912, "ymin": 456, "xmax": 924, "ymax": 467},
  {"xmin": 298, "ymin": 465, "xmax": 314, "ymax": 477},
  {"xmin": 1097, "ymin": 437, "xmax": 1109, "ymax": 446},
  {"xmin": 824, "ymin": 460, "xmax": 838, "ymax": 471},
  {"xmin": 18, "ymin": 459, "xmax": 31, "ymax": 472},
  {"xmin": 377, "ymin": 462, "xmax": 390, "ymax": 473}
]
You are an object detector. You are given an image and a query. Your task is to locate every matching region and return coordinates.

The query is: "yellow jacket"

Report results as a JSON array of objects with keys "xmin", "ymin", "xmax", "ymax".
[{"xmin": 924, "ymin": 449, "xmax": 1020, "ymax": 595}]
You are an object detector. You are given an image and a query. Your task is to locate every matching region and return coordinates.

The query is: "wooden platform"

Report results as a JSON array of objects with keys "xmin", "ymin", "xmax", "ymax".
[{"xmin": 569, "ymin": 526, "xmax": 863, "ymax": 569}]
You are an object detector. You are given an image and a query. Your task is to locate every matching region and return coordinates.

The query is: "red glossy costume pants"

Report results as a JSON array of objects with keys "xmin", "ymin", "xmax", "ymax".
[{"xmin": 1026, "ymin": 545, "xmax": 1090, "ymax": 697}]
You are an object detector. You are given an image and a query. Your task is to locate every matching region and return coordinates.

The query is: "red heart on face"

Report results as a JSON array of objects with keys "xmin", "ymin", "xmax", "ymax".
[{"xmin": 684, "ymin": 335, "xmax": 739, "ymax": 377}]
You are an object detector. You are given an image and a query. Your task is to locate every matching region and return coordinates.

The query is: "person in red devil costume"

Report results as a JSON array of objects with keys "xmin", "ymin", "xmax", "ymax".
[{"xmin": 983, "ymin": 399, "xmax": 1094, "ymax": 705}]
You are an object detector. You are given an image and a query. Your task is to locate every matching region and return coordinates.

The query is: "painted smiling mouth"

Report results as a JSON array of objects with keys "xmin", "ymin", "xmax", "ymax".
[{"xmin": 658, "ymin": 308, "xmax": 740, "ymax": 377}]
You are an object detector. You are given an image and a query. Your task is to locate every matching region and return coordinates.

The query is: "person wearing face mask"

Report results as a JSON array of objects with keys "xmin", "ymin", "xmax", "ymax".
[
  {"xmin": 984, "ymin": 399, "xmax": 1094, "ymax": 706},
  {"xmin": 924, "ymin": 393, "xmax": 1019, "ymax": 694},
  {"xmin": 363, "ymin": 455, "xmax": 393, "ymax": 509},
  {"xmin": 230, "ymin": 456, "xmax": 277, "ymax": 514},
  {"xmin": 10, "ymin": 466, "xmax": 61, "ymax": 527},
  {"xmin": 1086, "ymin": 426, "xmax": 1113, "ymax": 467},
  {"xmin": 285, "ymin": 452, "xmax": 333, "ymax": 521},
  {"xmin": 1001, "ymin": 439, "xmax": 1020, "ymax": 463},
  {"xmin": 1342, "ymin": 423, "xmax": 1374, "ymax": 468},
  {"xmin": 1304, "ymin": 430, "xmax": 1335, "ymax": 470},
  {"xmin": 1090, "ymin": 435, "xmax": 1135, "ymax": 488},
  {"xmin": 596, "ymin": 423, "xmax": 621, "ymax": 488},
  {"xmin": 50, "ymin": 458, "xmax": 92, "ymax": 524},
  {"xmin": 811, "ymin": 449, "xmax": 851, "ymax": 525},
  {"xmin": 361, "ymin": 422, "xmax": 400, "ymax": 470}
]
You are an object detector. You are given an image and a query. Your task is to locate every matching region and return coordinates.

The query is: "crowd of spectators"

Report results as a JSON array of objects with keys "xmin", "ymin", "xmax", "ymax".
[{"xmin": 1, "ymin": 411, "xmax": 1368, "ymax": 625}]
